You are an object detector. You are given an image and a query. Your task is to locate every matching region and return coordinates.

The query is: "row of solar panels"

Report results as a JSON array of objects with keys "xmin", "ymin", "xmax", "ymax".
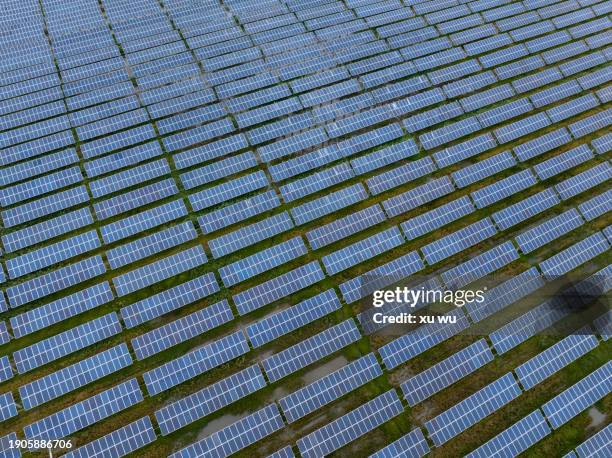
[
  {"xmin": 2, "ymin": 318, "xmax": 608, "ymax": 458},
  {"xmin": 0, "ymin": 121, "xmax": 608, "ymax": 307},
  {"xmin": 1, "ymin": 257, "xmax": 609, "ymax": 449},
  {"xmin": 2, "ymin": 0, "xmax": 608, "ymax": 172}
]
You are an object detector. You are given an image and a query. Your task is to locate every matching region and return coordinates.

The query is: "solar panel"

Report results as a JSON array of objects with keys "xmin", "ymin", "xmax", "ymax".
[
  {"xmin": 120, "ymin": 273, "xmax": 219, "ymax": 328},
  {"xmin": 1, "ymin": 185, "xmax": 89, "ymax": 228},
  {"xmin": 380, "ymin": 309, "xmax": 470, "ymax": 369},
  {"xmin": 280, "ymin": 353, "xmax": 382, "ymax": 422},
  {"xmin": 106, "ymin": 222, "xmax": 197, "ymax": 269},
  {"xmin": 575, "ymin": 423, "xmax": 612, "ymax": 458},
  {"xmin": 24, "ymin": 378, "xmax": 143, "ymax": 440},
  {"xmin": 155, "ymin": 364, "xmax": 266, "ymax": 435},
  {"xmin": 401, "ymin": 339, "xmax": 494, "ymax": 406},
  {"xmin": 425, "ymin": 373, "xmax": 522, "ymax": 446},
  {"xmin": 539, "ymin": 232, "xmax": 609, "ymax": 279},
  {"xmin": 6, "ymin": 230, "xmax": 101, "ymax": 279},
  {"xmin": 173, "ymin": 134, "xmax": 248, "ymax": 169},
  {"xmin": 233, "ymin": 261, "xmax": 325, "ymax": 315},
  {"xmin": 555, "ymin": 163, "xmax": 612, "ymax": 200},
  {"xmin": 340, "ymin": 250, "xmax": 425, "ymax": 305},
  {"xmin": 401, "ymin": 196, "xmax": 475, "ymax": 240},
  {"xmin": 113, "ymin": 245, "xmax": 207, "ymax": 296},
  {"xmin": 280, "ymin": 163, "xmax": 354, "ymax": 202},
  {"xmin": 466, "ymin": 268, "xmax": 545, "ymax": 322},
  {"xmin": 13, "ymin": 313, "xmax": 122, "ymax": 374},
  {"xmin": 101, "ymin": 199, "xmax": 188, "ymax": 244},
  {"xmin": 492, "ymin": 188, "xmax": 560, "ymax": 230},
  {"xmin": 188, "ymin": 171, "xmax": 269, "ymax": 211},
  {"xmin": 200, "ymin": 190, "xmax": 280, "ymax": 234},
  {"xmin": 466, "ymin": 410, "xmax": 551, "ymax": 458},
  {"xmin": 452, "ymin": 152, "xmax": 516, "ymax": 188},
  {"xmin": 542, "ymin": 362, "xmax": 612, "ymax": 429},
  {"xmin": 369, "ymin": 428, "xmax": 430, "ymax": 458},
  {"xmin": 442, "ymin": 241, "xmax": 519, "ymax": 289},
  {"xmin": 247, "ymin": 289, "xmax": 341, "ymax": 348},
  {"xmin": 262, "ymin": 319, "xmax": 361, "ymax": 382},
  {"xmin": 267, "ymin": 446, "xmax": 295, "ymax": 458},
  {"xmin": 0, "ymin": 166, "xmax": 83, "ymax": 207},
  {"xmin": 421, "ymin": 218, "xmax": 497, "ymax": 265},
  {"xmin": 323, "ymin": 227, "xmax": 404, "ymax": 275},
  {"xmin": 143, "ymin": 330, "xmax": 249, "ymax": 396},
  {"xmin": 10, "ymin": 282, "xmax": 113, "ymax": 338},
  {"xmin": 516, "ymin": 333, "xmax": 599, "ymax": 390},
  {"xmin": 19, "ymin": 343, "xmax": 133, "ymax": 409},
  {"xmin": 63, "ymin": 417, "xmax": 156, "ymax": 458},
  {"xmin": 169, "ymin": 404, "xmax": 284, "ymax": 458},
  {"xmin": 307, "ymin": 205, "xmax": 386, "ymax": 250},
  {"xmin": 0, "ymin": 432, "xmax": 20, "ymax": 458},
  {"xmin": 534, "ymin": 145, "xmax": 594, "ymax": 181},
  {"xmin": 209, "ymin": 212, "xmax": 293, "ymax": 258},
  {"xmin": 0, "ymin": 357, "xmax": 12, "ymax": 384},
  {"xmin": 352, "ymin": 140, "xmax": 418, "ymax": 176},
  {"xmin": 471, "ymin": 170, "xmax": 537, "ymax": 209},
  {"xmin": 433, "ymin": 133, "xmax": 497, "ymax": 167},
  {"xmin": 383, "ymin": 176, "xmax": 455, "ymax": 218},
  {"xmin": 297, "ymin": 390, "xmax": 403, "ymax": 458},
  {"xmin": 591, "ymin": 133, "xmax": 612, "ymax": 155},
  {"xmin": 516, "ymin": 209, "xmax": 584, "ymax": 254},
  {"xmin": 132, "ymin": 300, "xmax": 233, "ymax": 360}
]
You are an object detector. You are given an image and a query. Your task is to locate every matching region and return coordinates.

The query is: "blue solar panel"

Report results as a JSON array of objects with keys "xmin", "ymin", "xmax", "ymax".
[
  {"xmin": 467, "ymin": 268, "xmax": 545, "ymax": 322},
  {"xmin": 297, "ymin": 390, "xmax": 403, "ymax": 458},
  {"xmin": 233, "ymin": 261, "xmax": 325, "ymax": 315},
  {"xmin": 268, "ymin": 446, "xmax": 295, "ymax": 458},
  {"xmin": 101, "ymin": 199, "xmax": 188, "ymax": 244},
  {"xmin": 0, "ymin": 392, "xmax": 17, "ymax": 422},
  {"xmin": 247, "ymin": 289, "xmax": 341, "ymax": 348},
  {"xmin": 323, "ymin": 227, "xmax": 404, "ymax": 275},
  {"xmin": 534, "ymin": 145, "xmax": 593, "ymax": 180},
  {"xmin": 19, "ymin": 343, "xmax": 133, "ymax": 409},
  {"xmin": 6, "ymin": 230, "xmax": 100, "ymax": 279},
  {"xmin": 171, "ymin": 404, "xmax": 283, "ymax": 458},
  {"xmin": 2, "ymin": 185, "xmax": 89, "ymax": 228},
  {"xmin": 401, "ymin": 196, "xmax": 474, "ymax": 240},
  {"xmin": 575, "ymin": 423, "xmax": 611, "ymax": 458},
  {"xmin": 401, "ymin": 339, "xmax": 494, "ymax": 406},
  {"xmin": 426, "ymin": 373, "xmax": 522, "ymax": 446},
  {"xmin": 466, "ymin": 410, "xmax": 551, "ymax": 458},
  {"xmin": 199, "ymin": 190, "xmax": 280, "ymax": 234},
  {"xmin": 0, "ymin": 357, "xmax": 12, "ymax": 384},
  {"xmin": 262, "ymin": 319, "xmax": 361, "ymax": 382},
  {"xmin": 421, "ymin": 218, "xmax": 497, "ymax": 265},
  {"xmin": 542, "ymin": 362, "xmax": 612, "ymax": 429},
  {"xmin": 63, "ymin": 416, "xmax": 156, "ymax": 458},
  {"xmin": 113, "ymin": 245, "xmax": 207, "ymax": 296},
  {"xmin": 492, "ymin": 188, "xmax": 560, "ymax": 230},
  {"xmin": 434, "ymin": 133, "xmax": 497, "ymax": 167},
  {"xmin": 516, "ymin": 209, "xmax": 584, "ymax": 254},
  {"xmin": 24, "ymin": 378, "xmax": 143, "ymax": 440},
  {"xmin": 120, "ymin": 273, "xmax": 219, "ymax": 328},
  {"xmin": 13, "ymin": 313, "xmax": 122, "ymax": 374},
  {"xmin": 220, "ymin": 237, "xmax": 307, "ymax": 286},
  {"xmin": 539, "ymin": 232, "xmax": 609, "ymax": 279},
  {"xmin": 579, "ymin": 190, "xmax": 612, "ymax": 221},
  {"xmin": 452, "ymin": 151, "xmax": 516, "ymax": 188},
  {"xmin": 280, "ymin": 353, "xmax": 382, "ymax": 422},
  {"xmin": 0, "ymin": 432, "xmax": 20, "ymax": 458},
  {"xmin": 291, "ymin": 184, "xmax": 368, "ymax": 225},
  {"xmin": 383, "ymin": 176, "xmax": 455, "ymax": 218},
  {"xmin": 516, "ymin": 333, "xmax": 598, "ymax": 390},
  {"xmin": 380, "ymin": 309, "xmax": 470, "ymax": 369},
  {"xmin": 369, "ymin": 428, "xmax": 429, "ymax": 458},
  {"xmin": 155, "ymin": 364, "xmax": 266, "ymax": 435},
  {"xmin": 472, "ymin": 170, "xmax": 537, "ymax": 209},
  {"xmin": 555, "ymin": 163, "xmax": 612, "ymax": 200},
  {"xmin": 307, "ymin": 205, "xmax": 386, "ymax": 250},
  {"xmin": 143, "ymin": 331, "xmax": 249, "ymax": 395},
  {"xmin": 10, "ymin": 281, "xmax": 113, "ymax": 338},
  {"xmin": 132, "ymin": 300, "xmax": 232, "ymax": 360}
]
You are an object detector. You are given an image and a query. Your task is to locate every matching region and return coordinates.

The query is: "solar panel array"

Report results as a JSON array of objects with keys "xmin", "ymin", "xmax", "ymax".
[{"xmin": 0, "ymin": 0, "xmax": 610, "ymax": 455}]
